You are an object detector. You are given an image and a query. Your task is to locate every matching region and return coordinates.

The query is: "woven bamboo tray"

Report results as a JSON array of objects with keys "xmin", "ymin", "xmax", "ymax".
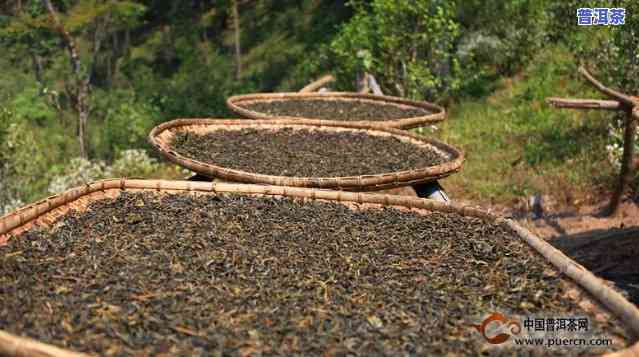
[
  {"xmin": 226, "ymin": 92, "xmax": 446, "ymax": 129},
  {"xmin": 148, "ymin": 118, "xmax": 464, "ymax": 191},
  {"xmin": 1, "ymin": 179, "xmax": 638, "ymax": 356}
]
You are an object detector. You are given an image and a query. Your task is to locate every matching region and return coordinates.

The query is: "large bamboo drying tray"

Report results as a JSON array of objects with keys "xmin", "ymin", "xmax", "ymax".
[
  {"xmin": 148, "ymin": 118, "xmax": 463, "ymax": 191},
  {"xmin": 226, "ymin": 92, "xmax": 446, "ymax": 129},
  {"xmin": 1, "ymin": 179, "xmax": 639, "ymax": 356}
]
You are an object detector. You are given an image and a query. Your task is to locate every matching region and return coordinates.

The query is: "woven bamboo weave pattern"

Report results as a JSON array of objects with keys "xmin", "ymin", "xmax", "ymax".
[
  {"xmin": 226, "ymin": 92, "xmax": 446, "ymax": 129},
  {"xmin": 148, "ymin": 118, "xmax": 464, "ymax": 191},
  {"xmin": 0, "ymin": 180, "xmax": 638, "ymax": 356}
]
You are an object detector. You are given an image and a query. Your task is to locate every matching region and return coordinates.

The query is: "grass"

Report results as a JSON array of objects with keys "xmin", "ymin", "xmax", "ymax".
[{"xmin": 422, "ymin": 45, "xmax": 617, "ymax": 207}]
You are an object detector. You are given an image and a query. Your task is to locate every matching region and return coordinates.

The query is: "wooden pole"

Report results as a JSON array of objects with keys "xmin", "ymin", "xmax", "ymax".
[
  {"xmin": 299, "ymin": 74, "xmax": 335, "ymax": 93},
  {"xmin": 546, "ymin": 97, "xmax": 622, "ymax": 110},
  {"xmin": 608, "ymin": 107, "xmax": 638, "ymax": 215},
  {"xmin": 0, "ymin": 329, "xmax": 89, "ymax": 357},
  {"xmin": 578, "ymin": 67, "xmax": 638, "ymax": 107},
  {"xmin": 547, "ymin": 67, "xmax": 638, "ymax": 216}
]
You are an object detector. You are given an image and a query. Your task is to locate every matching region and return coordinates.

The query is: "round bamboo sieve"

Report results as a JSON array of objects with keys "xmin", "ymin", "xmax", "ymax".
[
  {"xmin": 148, "ymin": 118, "xmax": 464, "ymax": 191},
  {"xmin": 226, "ymin": 92, "xmax": 446, "ymax": 129},
  {"xmin": 0, "ymin": 179, "xmax": 638, "ymax": 356}
]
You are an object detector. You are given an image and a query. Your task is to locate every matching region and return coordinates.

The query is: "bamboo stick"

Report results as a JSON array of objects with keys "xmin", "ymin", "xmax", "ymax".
[
  {"xmin": 504, "ymin": 220, "xmax": 639, "ymax": 339},
  {"xmin": 2, "ymin": 179, "xmax": 639, "ymax": 354},
  {"xmin": 299, "ymin": 74, "xmax": 335, "ymax": 93},
  {"xmin": 578, "ymin": 66, "xmax": 639, "ymax": 107},
  {"xmin": 546, "ymin": 97, "xmax": 621, "ymax": 110},
  {"xmin": 0, "ymin": 330, "xmax": 88, "ymax": 357},
  {"xmin": 547, "ymin": 67, "xmax": 638, "ymax": 216}
]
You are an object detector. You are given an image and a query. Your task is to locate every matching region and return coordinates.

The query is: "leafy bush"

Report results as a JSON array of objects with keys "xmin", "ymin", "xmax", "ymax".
[
  {"xmin": 327, "ymin": 0, "xmax": 462, "ymax": 101},
  {"xmin": 324, "ymin": 0, "xmax": 553, "ymax": 101},
  {"xmin": 47, "ymin": 157, "xmax": 111, "ymax": 195},
  {"xmin": 47, "ymin": 149, "xmax": 162, "ymax": 194},
  {"xmin": 109, "ymin": 149, "xmax": 161, "ymax": 178},
  {"xmin": 0, "ymin": 106, "xmax": 51, "ymax": 212},
  {"xmin": 129, "ymin": 48, "xmax": 253, "ymax": 119},
  {"xmin": 461, "ymin": 1, "xmax": 551, "ymax": 75},
  {"xmin": 606, "ymin": 121, "xmax": 639, "ymax": 189},
  {"xmin": 92, "ymin": 89, "xmax": 161, "ymax": 159},
  {"xmin": 10, "ymin": 87, "xmax": 57, "ymax": 126},
  {"xmin": 584, "ymin": 1, "xmax": 639, "ymax": 189}
]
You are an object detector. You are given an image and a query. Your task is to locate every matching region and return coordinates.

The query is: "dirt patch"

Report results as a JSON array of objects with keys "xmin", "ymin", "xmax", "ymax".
[
  {"xmin": 514, "ymin": 200, "xmax": 639, "ymax": 306},
  {"xmin": 0, "ymin": 192, "xmax": 626, "ymax": 355},
  {"xmin": 242, "ymin": 99, "xmax": 430, "ymax": 121},
  {"xmin": 171, "ymin": 128, "xmax": 445, "ymax": 177}
]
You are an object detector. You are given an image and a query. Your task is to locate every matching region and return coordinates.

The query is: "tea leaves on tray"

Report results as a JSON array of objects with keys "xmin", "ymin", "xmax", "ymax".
[
  {"xmin": 0, "ymin": 192, "xmax": 624, "ymax": 355},
  {"xmin": 241, "ymin": 99, "xmax": 430, "ymax": 121},
  {"xmin": 170, "ymin": 128, "xmax": 445, "ymax": 177}
]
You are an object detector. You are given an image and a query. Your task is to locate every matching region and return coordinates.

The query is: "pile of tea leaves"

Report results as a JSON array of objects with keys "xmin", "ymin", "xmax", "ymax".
[
  {"xmin": 170, "ymin": 128, "xmax": 446, "ymax": 177},
  {"xmin": 241, "ymin": 99, "xmax": 430, "ymax": 121},
  {"xmin": 0, "ymin": 192, "xmax": 626, "ymax": 355}
]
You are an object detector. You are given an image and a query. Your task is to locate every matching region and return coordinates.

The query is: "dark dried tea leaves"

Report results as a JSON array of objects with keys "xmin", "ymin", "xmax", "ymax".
[
  {"xmin": 0, "ymin": 192, "xmax": 627, "ymax": 356},
  {"xmin": 242, "ymin": 99, "xmax": 430, "ymax": 121},
  {"xmin": 170, "ymin": 128, "xmax": 445, "ymax": 177}
]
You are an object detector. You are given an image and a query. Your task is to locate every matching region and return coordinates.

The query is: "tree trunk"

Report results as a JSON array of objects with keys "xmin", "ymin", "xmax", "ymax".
[
  {"xmin": 30, "ymin": 53, "xmax": 45, "ymax": 93},
  {"xmin": 231, "ymin": 0, "xmax": 242, "ymax": 79},
  {"xmin": 124, "ymin": 29, "xmax": 130, "ymax": 54},
  {"xmin": 77, "ymin": 80, "xmax": 90, "ymax": 159},
  {"xmin": 42, "ymin": 0, "xmax": 90, "ymax": 159},
  {"xmin": 608, "ymin": 108, "xmax": 638, "ymax": 215}
]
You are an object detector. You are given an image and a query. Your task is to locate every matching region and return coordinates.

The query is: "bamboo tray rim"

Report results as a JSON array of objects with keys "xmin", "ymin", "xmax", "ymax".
[
  {"xmin": 0, "ymin": 179, "xmax": 638, "ymax": 356},
  {"xmin": 148, "ymin": 118, "xmax": 464, "ymax": 190},
  {"xmin": 226, "ymin": 91, "xmax": 447, "ymax": 129}
]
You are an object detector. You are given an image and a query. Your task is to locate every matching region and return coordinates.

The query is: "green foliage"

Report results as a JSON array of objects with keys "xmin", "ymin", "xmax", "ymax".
[
  {"xmin": 47, "ymin": 157, "xmax": 111, "ymax": 194},
  {"xmin": 438, "ymin": 46, "xmax": 613, "ymax": 203},
  {"xmin": 129, "ymin": 51, "xmax": 251, "ymax": 118},
  {"xmin": 10, "ymin": 87, "xmax": 57, "ymax": 125},
  {"xmin": 109, "ymin": 149, "xmax": 162, "ymax": 178},
  {"xmin": 587, "ymin": 1, "xmax": 639, "ymax": 93},
  {"xmin": 63, "ymin": 0, "xmax": 146, "ymax": 32},
  {"xmin": 454, "ymin": 0, "xmax": 552, "ymax": 98},
  {"xmin": 91, "ymin": 89, "xmax": 160, "ymax": 159},
  {"xmin": 327, "ymin": 0, "xmax": 461, "ymax": 101},
  {"xmin": 459, "ymin": 0, "xmax": 551, "ymax": 76},
  {"xmin": 0, "ymin": 107, "xmax": 52, "ymax": 209},
  {"xmin": 47, "ymin": 149, "xmax": 167, "ymax": 194},
  {"xmin": 1, "ymin": 0, "xmax": 637, "ymax": 209},
  {"xmin": 566, "ymin": 0, "xmax": 639, "ymax": 189}
]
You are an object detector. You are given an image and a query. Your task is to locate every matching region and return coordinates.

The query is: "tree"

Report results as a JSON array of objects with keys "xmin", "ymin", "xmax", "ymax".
[
  {"xmin": 42, "ymin": 0, "xmax": 91, "ymax": 158},
  {"xmin": 231, "ymin": 0, "xmax": 241, "ymax": 79},
  {"xmin": 39, "ymin": 0, "xmax": 144, "ymax": 158},
  {"xmin": 327, "ymin": 0, "xmax": 461, "ymax": 101},
  {"xmin": 546, "ymin": 0, "xmax": 638, "ymax": 216}
]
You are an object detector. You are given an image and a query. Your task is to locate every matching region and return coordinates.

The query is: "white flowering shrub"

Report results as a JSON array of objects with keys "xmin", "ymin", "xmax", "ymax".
[
  {"xmin": 2, "ymin": 198, "xmax": 25, "ymax": 216},
  {"xmin": 110, "ymin": 149, "xmax": 160, "ymax": 178},
  {"xmin": 47, "ymin": 158, "xmax": 112, "ymax": 194},
  {"xmin": 47, "ymin": 150, "xmax": 166, "ymax": 194},
  {"xmin": 605, "ymin": 123, "xmax": 639, "ymax": 172}
]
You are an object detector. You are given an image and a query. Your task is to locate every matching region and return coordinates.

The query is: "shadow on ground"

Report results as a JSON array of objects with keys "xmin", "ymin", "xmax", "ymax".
[{"xmin": 551, "ymin": 226, "xmax": 639, "ymax": 306}]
